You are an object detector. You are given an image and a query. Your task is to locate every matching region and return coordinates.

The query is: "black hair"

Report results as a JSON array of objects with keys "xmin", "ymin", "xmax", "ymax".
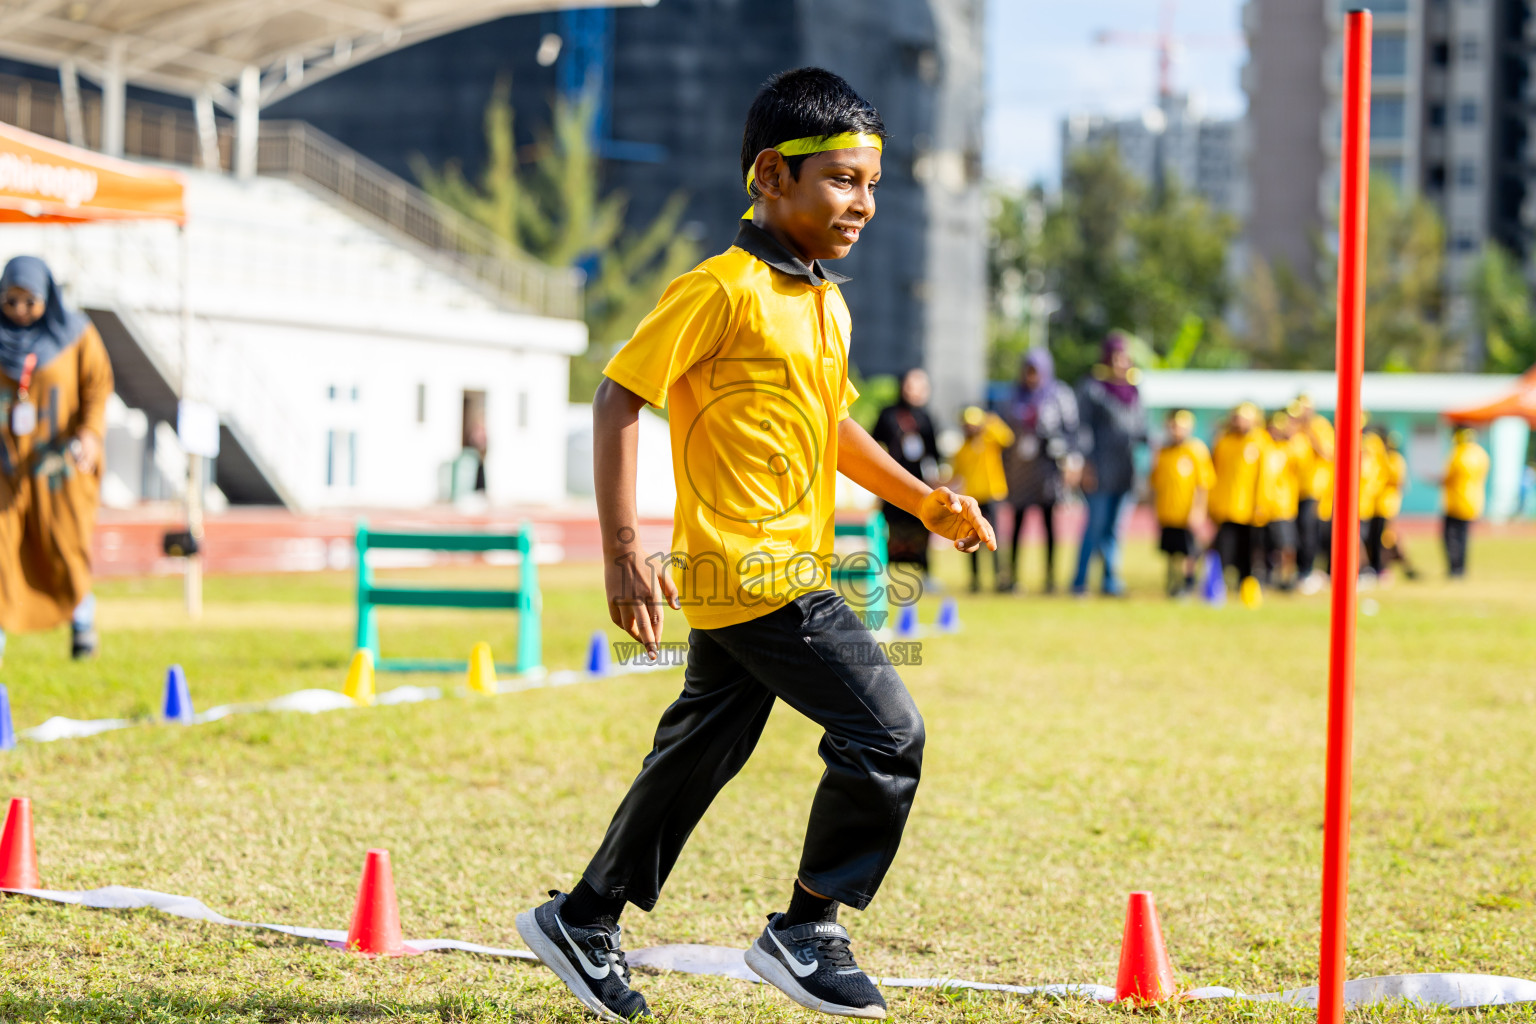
[{"xmin": 740, "ymin": 67, "xmax": 886, "ymax": 200}]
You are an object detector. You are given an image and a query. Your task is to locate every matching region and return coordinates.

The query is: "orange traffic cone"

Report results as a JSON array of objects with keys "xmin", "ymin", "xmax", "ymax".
[
  {"xmin": 0, "ymin": 797, "xmax": 40, "ymax": 889},
  {"xmin": 341, "ymin": 848, "xmax": 418, "ymax": 957},
  {"xmin": 1115, "ymin": 890, "xmax": 1176, "ymax": 1003}
]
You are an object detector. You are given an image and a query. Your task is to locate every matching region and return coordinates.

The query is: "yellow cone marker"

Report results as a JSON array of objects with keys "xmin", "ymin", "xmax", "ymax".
[
  {"xmin": 344, "ymin": 649, "xmax": 376, "ymax": 706},
  {"xmin": 1240, "ymin": 576, "xmax": 1263, "ymax": 609},
  {"xmin": 467, "ymin": 641, "xmax": 497, "ymax": 695}
]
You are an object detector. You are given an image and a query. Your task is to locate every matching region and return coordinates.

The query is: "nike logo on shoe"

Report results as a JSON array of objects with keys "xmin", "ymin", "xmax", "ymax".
[
  {"xmin": 767, "ymin": 926, "xmax": 819, "ymax": 978},
  {"xmin": 556, "ymin": 913, "xmax": 612, "ymax": 980}
]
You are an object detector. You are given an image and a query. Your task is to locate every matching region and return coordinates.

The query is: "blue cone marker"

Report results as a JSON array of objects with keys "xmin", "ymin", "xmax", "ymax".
[{"xmin": 163, "ymin": 665, "xmax": 194, "ymax": 723}]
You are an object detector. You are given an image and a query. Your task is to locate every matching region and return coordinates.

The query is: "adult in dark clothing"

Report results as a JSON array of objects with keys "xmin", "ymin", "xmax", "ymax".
[
  {"xmin": 871, "ymin": 368, "xmax": 939, "ymax": 574},
  {"xmin": 998, "ymin": 348, "xmax": 1079, "ymax": 592},
  {"xmin": 1071, "ymin": 333, "xmax": 1147, "ymax": 597}
]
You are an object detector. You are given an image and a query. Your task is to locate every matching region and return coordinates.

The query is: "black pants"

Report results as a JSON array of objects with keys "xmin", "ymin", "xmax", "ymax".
[
  {"xmin": 1363, "ymin": 516, "xmax": 1387, "ymax": 574},
  {"xmin": 1008, "ymin": 500, "xmax": 1057, "ymax": 589},
  {"xmin": 582, "ymin": 589, "xmax": 924, "ymax": 911},
  {"xmin": 1213, "ymin": 521, "xmax": 1255, "ymax": 582},
  {"xmin": 1443, "ymin": 515, "xmax": 1470, "ymax": 577},
  {"xmin": 1318, "ymin": 518, "xmax": 1333, "ymax": 574},
  {"xmin": 1296, "ymin": 499, "xmax": 1320, "ymax": 574},
  {"xmin": 970, "ymin": 501, "xmax": 1001, "ymax": 586}
]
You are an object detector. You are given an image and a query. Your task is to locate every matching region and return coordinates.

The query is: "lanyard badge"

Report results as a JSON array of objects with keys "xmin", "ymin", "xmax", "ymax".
[{"xmin": 10, "ymin": 353, "xmax": 37, "ymax": 437}]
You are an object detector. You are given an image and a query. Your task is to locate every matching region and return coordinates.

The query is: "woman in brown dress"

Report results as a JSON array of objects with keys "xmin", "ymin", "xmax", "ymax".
[{"xmin": 0, "ymin": 256, "xmax": 112, "ymax": 661}]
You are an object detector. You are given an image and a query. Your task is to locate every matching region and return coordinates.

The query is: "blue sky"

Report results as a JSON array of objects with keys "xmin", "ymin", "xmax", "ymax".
[{"xmin": 985, "ymin": 0, "xmax": 1248, "ymax": 187}]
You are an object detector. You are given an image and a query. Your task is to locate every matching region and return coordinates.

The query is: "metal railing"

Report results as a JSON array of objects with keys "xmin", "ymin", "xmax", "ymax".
[{"xmin": 0, "ymin": 72, "xmax": 582, "ymax": 320}]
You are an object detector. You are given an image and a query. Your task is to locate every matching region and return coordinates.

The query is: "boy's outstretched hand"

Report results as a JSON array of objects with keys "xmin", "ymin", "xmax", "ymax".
[
  {"xmin": 606, "ymin": 547, "xmax": 681, "ymax": 659},
  {"xmin": 918, "ymin": 486, "xmax": 997, "ymax": 553}
]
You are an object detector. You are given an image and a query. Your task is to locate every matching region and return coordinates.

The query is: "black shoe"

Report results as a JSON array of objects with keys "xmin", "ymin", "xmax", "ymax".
[
  {"xmin": 71, "ymin": 628, "xmax": 98, "ymax": 660},
  {"xmin": 745, "ymin": 913, "xmax": 886, "ymax": 1019},
  {"xmin": 515, "ymin": 892, "xmax": 650, "ymax": 1021}
]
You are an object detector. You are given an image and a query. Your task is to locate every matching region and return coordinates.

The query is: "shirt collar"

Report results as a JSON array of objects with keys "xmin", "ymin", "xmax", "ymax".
[{"xmin": 732, "ymin": 221, "xmax": 850, "ymax": 286}]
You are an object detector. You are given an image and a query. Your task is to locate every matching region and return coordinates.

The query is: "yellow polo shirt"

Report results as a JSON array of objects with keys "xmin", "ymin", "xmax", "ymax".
[
  {"xmin": 602, "ymin": 222, "xmax": 858, "ymax": 629},
  {"xmin": 1443, "ymin": 441, "xmax": 1490, "ymax": 520},
  {"xmin": 1209, "ymin": 428, "xmax": 1268, "ymax": 526},
  {"xmin": 949, "ymin": 414, "xmax": 1014, "ymax": 503},
  {"xmin": 1255, "ymin": 433, "xmax": 1300, "ymax": 526},
  {"xmin": 1304, "ymin": 415, "xmax": 1337, "ymax": 514},
  {"xmin": 1150, "ymin": 438, "xmax": 1215, "ymax": 528},
  {"xmin": 1376, "ymin": 449, "xmax": 1407, "ymax": 518},
  {"xmin": 1359, "ymin": 432, "xmax": 1387, "ymax": 520}
]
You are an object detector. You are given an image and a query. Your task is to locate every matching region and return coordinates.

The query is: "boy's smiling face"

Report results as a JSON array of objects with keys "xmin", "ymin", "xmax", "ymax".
[{"xmin": 751, "ymin": 146, "xmax": 881, "ymax": 263}]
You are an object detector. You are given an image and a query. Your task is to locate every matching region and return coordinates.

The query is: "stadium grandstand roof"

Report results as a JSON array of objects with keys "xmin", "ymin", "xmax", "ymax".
[{"xmin": 0, "ymin": 1, "xmax": 656, "ymax": 107}]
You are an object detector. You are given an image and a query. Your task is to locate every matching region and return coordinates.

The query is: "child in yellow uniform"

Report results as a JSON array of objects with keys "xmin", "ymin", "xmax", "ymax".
[
  {"xmin": 1441, "ymin": 426, "xmax": 1490, "ymax": 577},
  {"xmin": 1209, "ymin": 402, "xmax": 1268, "ymax": 584},
  {"xmin": 1149, "ymin": 409, "xmax": 1214, "ymax": 597},
  {"xmin": 949, "ymin": 406, "xmax": 1015, "ymax": 592},
  {"xmin": 1292, "ymin": 395, "xmax": 1335, "ymax": 583},
  {"xmin": 1255, "ymin": 411, "xmax": 1302, "ymax": 589},
  {"xmin": 1369, "ymin": 430, "xmax": 1418, "ymax": 579},
  {"xmin": 518, "ymin": 69, "xmax": 996, "ymax": 1021},
  {"xmin": 1357, "ymin": 423, "xmax": 1388, "ymax": 581}
]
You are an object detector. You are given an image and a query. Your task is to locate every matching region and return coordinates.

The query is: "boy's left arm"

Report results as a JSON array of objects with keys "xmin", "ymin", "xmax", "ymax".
[{"xmin": 837, "ymin": 418, "xmax": 996, "ymax": 553}]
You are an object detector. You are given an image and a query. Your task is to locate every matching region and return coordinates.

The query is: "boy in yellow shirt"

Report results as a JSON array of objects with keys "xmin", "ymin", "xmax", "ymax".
[
  {"xmin": 1369, "ymin": 430, "xmax": 1418, "ymax": 580},
  {"xmin": 949, "ymin": 405, "xmax": 1014, "ymax": 592},
  {"xmin": 1149, "ymin": 409, "xmax": 1214, "ymax": 597},
  {"xmin": 517, "ymin": 69, "xmax": 994, "ymax": 1021},
  {"xmin": 1208, "ymin": 402, "xmax": 1267, "ymax": 585},
  {"xmin": 1291, "ymin": 395, "xmax": 1335, "ymax": 585},
  {"xmin": 1442, "ymin": 426, "xmax": 1490, "ymax": 578},
  {"xmin": 1357, "ymin": 421, "xmax": 1388, "ymax": 581},
  {"xmin": 1255, "ymin": 411, "xmax": 1302, "ymax": 589}
]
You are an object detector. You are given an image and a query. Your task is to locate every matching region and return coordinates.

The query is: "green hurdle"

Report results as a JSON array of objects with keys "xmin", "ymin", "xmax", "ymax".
[
  {"xmin": 354, "ymin": 522, "xmax": 541, "ymax": 673},
  {"xmin": 832, "ymin": 512, "xmax": 889, "ymax": 627}
]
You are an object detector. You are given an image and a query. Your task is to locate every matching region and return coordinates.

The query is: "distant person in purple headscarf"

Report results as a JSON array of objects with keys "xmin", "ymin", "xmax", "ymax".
[
  {"xmin": 998, "ymin": 348, "xmax": 1079, "ymax": 593},
  {"xmin": 1071, "ymin": 331, "xmax": 1147, "ymax": 596}
]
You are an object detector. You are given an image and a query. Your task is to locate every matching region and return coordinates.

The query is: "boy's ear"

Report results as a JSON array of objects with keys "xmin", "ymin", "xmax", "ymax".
[{"xmin": 752, "ymin": 149, "xmax": 789, "ymax": 201}]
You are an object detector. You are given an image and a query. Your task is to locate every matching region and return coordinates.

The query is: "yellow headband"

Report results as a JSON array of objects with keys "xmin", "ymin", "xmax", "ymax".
[{"xmin": 742, "ymin": 132, "xmax": 884, "ymax": 217}]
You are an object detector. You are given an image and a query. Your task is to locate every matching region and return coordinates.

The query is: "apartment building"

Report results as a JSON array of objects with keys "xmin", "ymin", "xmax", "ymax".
[{"xmin": 1243, "ymin": 0, "xmax": 1534, "ymax": 359}]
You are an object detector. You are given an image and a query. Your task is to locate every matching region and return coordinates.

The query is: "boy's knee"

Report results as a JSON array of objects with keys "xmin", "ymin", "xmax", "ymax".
[{"xmin": 889, "ymin": 707, "xmax": 925, "ymax": 775}]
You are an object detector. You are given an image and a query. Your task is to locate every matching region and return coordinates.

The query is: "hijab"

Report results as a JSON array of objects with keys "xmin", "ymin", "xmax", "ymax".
[
  {"xmin": 1009, "ymin": 347, "xmax": 1056, "ymax": 430},
  {"xmin": 1093, "ymin": 331, "xmax": 1140, "ymax": 406},
  {"xmin": 0, "ymin": 256, "xmax": 91, "ymax": 380}
]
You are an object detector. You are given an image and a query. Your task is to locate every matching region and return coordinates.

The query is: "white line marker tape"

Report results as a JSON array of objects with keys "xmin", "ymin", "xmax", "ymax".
[
  {"xmin": 3, "ymin": 885, "xmax": 1533, "ymax": 1008},
  {"xmin": 14, "ymin": 664, "xmax": 675, "ymax": 746}
]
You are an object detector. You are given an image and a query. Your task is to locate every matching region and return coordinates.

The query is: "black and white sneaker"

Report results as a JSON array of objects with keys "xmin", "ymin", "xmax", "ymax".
[
  {"xmin": 515, "ymin": 891, "xmax": 650, "ymax": 1021},
  {"xmin": 744, "ymin": 913, "xmax": 887, "ymax": 1019}
]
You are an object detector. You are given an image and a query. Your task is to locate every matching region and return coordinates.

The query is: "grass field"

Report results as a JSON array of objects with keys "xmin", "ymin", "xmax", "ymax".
[{"xmin": 1, "ymin": 535, "xmax": 1534, "ymax": 1023}]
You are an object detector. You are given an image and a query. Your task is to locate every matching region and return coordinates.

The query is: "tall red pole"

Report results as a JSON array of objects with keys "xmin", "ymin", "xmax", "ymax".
[{"xmin": 1320, "ymin": 11, "xmax": 1371, "ymax": 1024}]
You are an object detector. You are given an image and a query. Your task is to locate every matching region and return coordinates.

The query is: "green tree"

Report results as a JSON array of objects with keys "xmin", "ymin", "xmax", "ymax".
[
  {"xmin": 1469, "ymin": 244, "xmax": 1536, "ymax": 374},
  {"xmin": 1241, "ymin": 173, "xmax": 1453, "ymax": 371},
  {"xmin": 989, "ymin": 147, "xmax": 1243, "ymax": 387},
  {"xmin": 415, "ymin": 80, "xmax": 700, "ymax": 400}
]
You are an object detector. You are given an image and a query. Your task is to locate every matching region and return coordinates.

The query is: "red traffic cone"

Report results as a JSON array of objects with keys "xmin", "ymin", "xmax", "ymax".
[
  {"xmin": 1115, "ymin": 890, "xmax": 1176, "ymax": 1003},
  {"xmin": 0, "ymin": 797, "xmax": 40, "ymax": 889},
  {"xmin": 340, "ymin": 848, "xmax": 418, "ymax": 957}
]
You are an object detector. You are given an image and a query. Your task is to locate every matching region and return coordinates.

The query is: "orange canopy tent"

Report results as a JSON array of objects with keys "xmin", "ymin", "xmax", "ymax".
[
  {"xmin": 1444, "ymin": 365, "xmax": 1536, "ymax": 428},
  {"xmin": 0, "ymin": 119, "xmax": 185, "ymax": 224}
]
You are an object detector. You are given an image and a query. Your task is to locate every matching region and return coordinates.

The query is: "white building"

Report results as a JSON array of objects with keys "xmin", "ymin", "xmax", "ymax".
[
  {"xmin": 3, "ymin": 166, "xmax": 584, "ymax": 510},
  {"xmin": 0, "ymin": 1, "xmax": 680, "ymax": 512}
]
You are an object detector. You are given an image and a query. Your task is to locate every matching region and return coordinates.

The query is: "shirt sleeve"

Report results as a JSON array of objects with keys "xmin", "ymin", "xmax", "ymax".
[
  {"xmin": 838, "ymin": 372, "xmax": 860, "ymax": 422},
  {"xmin": 988, "ymin": 414, "xmax": 1015, "ymax": 448},
  {"xmin": 602, "ymin": 270, "xmax": 732, "ymax": 408},
  {"xmin": 1196, "ymin": 442, "xmax": 1216, "ymax": 490}
]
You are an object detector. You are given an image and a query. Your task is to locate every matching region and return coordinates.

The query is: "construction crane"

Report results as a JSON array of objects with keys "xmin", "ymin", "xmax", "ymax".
[
  {"xmin": 1093, "ymin": 0, "xmax": 1236, "ymax": 109},
  {"xmin": 1092, "ymin": 0, "xmax": 1238, "ymax": 198}
]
